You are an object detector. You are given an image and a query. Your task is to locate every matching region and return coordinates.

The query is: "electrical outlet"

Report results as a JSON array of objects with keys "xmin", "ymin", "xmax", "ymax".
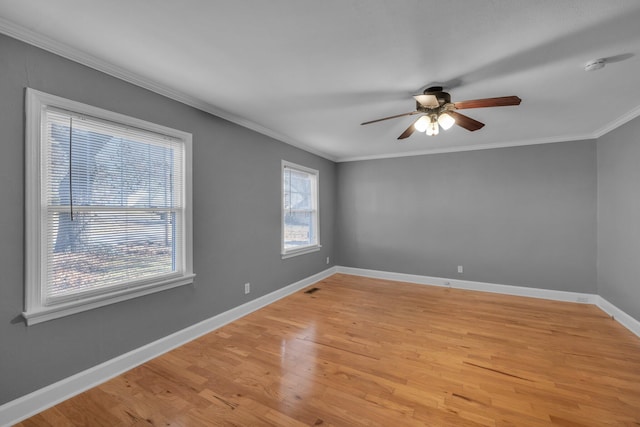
[
  {"xmin": 244, "ymin": 283, "xmax": 250, "ymax": 294},
  {"xmin": 326, "ymin": 257, "xmax": 330, "ymax": 265},
  {"xmin": 457, "ymin": 265, "xmax": 463, "ymax": 273}
]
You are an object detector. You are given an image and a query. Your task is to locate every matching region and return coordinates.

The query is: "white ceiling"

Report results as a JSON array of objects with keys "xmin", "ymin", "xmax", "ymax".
[{"xmin": 1, "ymin": 1, "xmax": 640, "ymax": 162}]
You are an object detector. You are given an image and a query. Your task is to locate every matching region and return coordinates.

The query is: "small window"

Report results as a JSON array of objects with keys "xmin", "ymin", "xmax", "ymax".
[
  {"xmin": 24, "ymin": 89, "xmax": 194, "ymax": 325},
  {"xmin": 282, "ymin": 160, "xmax": 320, "ymax": 258}
]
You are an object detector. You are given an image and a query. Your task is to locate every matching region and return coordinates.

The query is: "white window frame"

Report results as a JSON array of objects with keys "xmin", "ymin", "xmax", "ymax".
[
  {"xmin": 281, "ymin": 160, "xmax": 320, "ymax": 259},
  {"xmin": 24, "ymin": 88, "xmax": 195, "ymax": 325}
]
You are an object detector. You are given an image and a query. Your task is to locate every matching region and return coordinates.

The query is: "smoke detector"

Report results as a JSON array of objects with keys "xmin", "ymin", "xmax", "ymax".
[{"xmin": 584, "ymin": 59, "xmax": 606, "ymax": 72}]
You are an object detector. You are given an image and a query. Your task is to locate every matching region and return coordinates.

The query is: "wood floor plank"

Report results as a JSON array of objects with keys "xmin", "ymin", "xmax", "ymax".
[{"xmin": 16, "ymin": 274, "xmax": 640, "ymax": 426}]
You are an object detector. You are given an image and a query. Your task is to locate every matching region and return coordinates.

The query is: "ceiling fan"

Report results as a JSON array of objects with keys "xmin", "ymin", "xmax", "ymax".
[{"xmin": 361, "ymin": 86, "xmax": 521, "ymax": 139}]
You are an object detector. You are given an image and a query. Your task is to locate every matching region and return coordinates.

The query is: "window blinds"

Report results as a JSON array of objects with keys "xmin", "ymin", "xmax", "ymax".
[
  {"xmin": 42, "ymin": 107, "xmax": 185, "ymax": 304},
  {"xmin": 282, "ymin": 164, "xmax": 318, "ymax": 251}
]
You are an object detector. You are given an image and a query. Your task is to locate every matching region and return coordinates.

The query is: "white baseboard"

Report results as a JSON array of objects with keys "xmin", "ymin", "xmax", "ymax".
[
  {"xmin": 3, "ymin": 265, "xmax": 639, "ymax": 426},
  {"xmin": 0, "ymin": 266, "xmax": 338, "ymax": 427},
  {"xmin": 335, "ymin": 266, "xmax": 640, "ymax": 338},
  {"xmin": 335, "ymin": 266, "xmax": 598, "ymax": 303},
  {"xmin": 596, "ymin": 296, "xmax": 640, "ymax": 338}
]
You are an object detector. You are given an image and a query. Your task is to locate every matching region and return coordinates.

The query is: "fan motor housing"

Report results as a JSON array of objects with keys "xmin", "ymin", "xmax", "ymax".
[
  {"xmin": 424, "ymin": 86, "xmax": 451, "ymax": 105},
  {"xmin": 416, "ymin": 86, "xmax": 452, "ymax": 113}
]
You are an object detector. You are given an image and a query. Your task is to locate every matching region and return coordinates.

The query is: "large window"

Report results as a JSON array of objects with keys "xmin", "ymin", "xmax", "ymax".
[
  {"xmin": 24, "ymin": 89, "xmax": 194, "ymax": 325},
  {"xmin": 282, "ymin": 160, "xmax": 320, "ymax": 258}
]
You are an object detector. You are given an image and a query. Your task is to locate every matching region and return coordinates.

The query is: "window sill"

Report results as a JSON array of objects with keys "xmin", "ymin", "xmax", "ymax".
[
  {"xmin": 22, "ymin": 273, "xmax": 196, "ymax": 326},
  {"xmin": 281, "ymin": 245, "xmax": 321, "ymax": 259}
]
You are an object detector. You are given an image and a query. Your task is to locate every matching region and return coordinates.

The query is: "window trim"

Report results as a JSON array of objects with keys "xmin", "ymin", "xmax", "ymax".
[
  {"xmin": 23, "ymin": 88, "xmax": 194, "ymax": 325},
  {"xmin": 281, "ymin": 160, "xmax": 320, "ymax": 259}
]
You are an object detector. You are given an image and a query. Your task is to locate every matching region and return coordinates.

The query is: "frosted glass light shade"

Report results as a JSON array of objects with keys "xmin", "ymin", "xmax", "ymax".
[
  {"xmin": 438, "ymin": 112, "xmax": 455, "ymax": 130},
  {"xmin": 414, "ymin": 115, "xmax": 430, "ymax": 132},
  {"xmin": 426, "ymin": 121, "xmax": 439, "ymax": 136}
]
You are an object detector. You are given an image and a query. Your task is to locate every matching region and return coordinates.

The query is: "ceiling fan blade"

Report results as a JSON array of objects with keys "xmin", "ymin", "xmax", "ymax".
[
  {"xmin": 413, "ymin": 94, "xmax": 439, "ymax": 108},
  {"xmin": 449, "ymin": 111, "xmax": 485, "ymax": 131},
  {"xmin": 361, "ymin": 111, "xmax": 419, "ymax": 125},
  {"xmin": 398, "ymin": 117, "xmax": 422, "ymax": 139},
  {"xmin": 454, "ymin": 96, "xmax": 521, "ymax": 110}
]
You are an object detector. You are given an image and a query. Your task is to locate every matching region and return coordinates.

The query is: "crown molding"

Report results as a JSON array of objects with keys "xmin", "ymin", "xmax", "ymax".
[
  {"xmin": 593, "ymin": 103, "xmax": 640, "ymax": 138},
  {"xmin": 0, "ymin": 17, "xmax": 336, "ymax": 162},
  {"xmin": 336, "ymin": 133, "xmax": 597, "ymax": 163},
  {"xmin": 2, "ymin": 16, "xmax": 638, "ymax": 165}
]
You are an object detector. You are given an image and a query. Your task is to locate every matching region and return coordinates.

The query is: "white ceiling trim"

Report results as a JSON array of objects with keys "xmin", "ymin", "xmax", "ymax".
[
  {"xmin": 593, "ymin": 103, "xmax": 640, "ymax": 139},
  {"xmin": 0, "ymin": 17, "xmax": 336, "ymax": 162},
  {"xmin": 2, "ymin": 16, "xmax": 638, "ymax": 165},
  {"xmin": 337, "ymin": 101, "xmax": 640, "ymax": 162},
  {"xmin": 337, "ymin": 134, "xmax": 597, "ymax": 163}
]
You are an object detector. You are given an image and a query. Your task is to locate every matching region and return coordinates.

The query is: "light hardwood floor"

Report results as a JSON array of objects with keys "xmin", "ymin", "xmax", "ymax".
[{"xmin": 18, "ymin": 274, "xmax": 640, "ymax": 426}]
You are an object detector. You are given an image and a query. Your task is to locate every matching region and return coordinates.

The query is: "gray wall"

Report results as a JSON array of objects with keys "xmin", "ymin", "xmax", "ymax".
[
  {"xmin": 0, "ymin": 34, "xmax": 335, "ymax": 405},
  {"xmin": 336, "ymin": 141, "xmax": 598, "ymax": 293},
  {"xmin": 2, "ymin": 29, "xmax": 638, "ymax": 409},
  {"xmin": 597, "ymin": 116, "xmax": 640, "ymax": 320}
]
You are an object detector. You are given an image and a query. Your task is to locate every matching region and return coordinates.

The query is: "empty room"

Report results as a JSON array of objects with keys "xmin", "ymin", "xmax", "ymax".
[{"xmin": 1, "ymin": 1, "xmax": 640, "ymax": 426}]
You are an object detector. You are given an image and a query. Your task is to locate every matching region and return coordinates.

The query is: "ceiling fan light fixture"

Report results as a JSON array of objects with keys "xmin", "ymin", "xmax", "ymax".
[
  {"xmin": 362, "ymin": 87, "xmax": 520, "ymax": 140},
  {"xmin": 414, "ymin": 115, "xmax": 430, "ymax": 132},
  {"xmin": 438, "ymin": 112, "xmax": 455, "ymax": 130},
  {"xmin": 426, "ymin": 119, "xmax": 439, "ymax": 136}
]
